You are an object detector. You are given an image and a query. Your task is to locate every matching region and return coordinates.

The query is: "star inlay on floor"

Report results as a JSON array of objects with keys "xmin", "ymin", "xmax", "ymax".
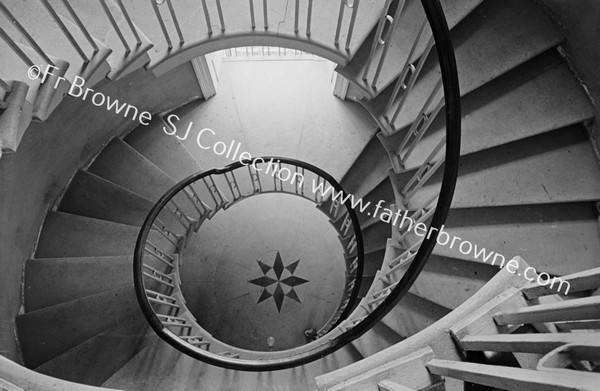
[{"xmin": 248, "ymin": 251, "xmax": 309, "ymax": 312}]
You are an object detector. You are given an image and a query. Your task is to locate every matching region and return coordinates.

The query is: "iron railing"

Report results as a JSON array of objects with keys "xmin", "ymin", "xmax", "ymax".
[{"xmin": 134, "ymin": 157, "xmax": 366, "ymax": 370}]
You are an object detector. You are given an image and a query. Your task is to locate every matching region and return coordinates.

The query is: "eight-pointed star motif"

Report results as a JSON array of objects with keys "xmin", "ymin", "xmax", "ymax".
[{"xmin": 248, "ymin": 251, "xmax": 309, "ymax": 312}]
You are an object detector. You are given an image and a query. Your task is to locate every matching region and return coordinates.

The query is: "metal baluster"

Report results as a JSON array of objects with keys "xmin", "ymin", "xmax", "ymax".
[
  {"xmin": 387, "ymin": 240, "xmax": 421, "ymax": 275},
  {"xmin": 294, "ymin": 0, "xmax": 300, "ymax": 34},
  {"xmin": 341, "ymin": 215, "xmax": 352, "ymax": 237},
  {"xmin": 99, "ymin": 0, "xmax": 131, "ymax": 53},
  {"xmin": 182, "ymin": 186, "xmax": 211, "ymax": 218},
  {"xmin": 295, "ymin": 166, "xmax": 304, "ymax": 195},
  {"xmin": 0, "ymin": 27, "xmax": 34, "ymax": 67},
  {"xmin": 396, "ymin": 77, "xmax": 443, "ymax": 158},
  {"xmin": 224, "ymin": 171, "xmax": 242, "ymax": 201},
  {"xmin": 146, "ymin": 289, "xmax": 179, "ymax": 307},
  {"xmin": 329, "ymin": 198, "xmax": 340, "ymax": 219},
  {"xmin": 61, "ymin": 0, "xmax": 99, "ymax": 54},
  {"xmin": 200, "ymin": 0, "xmax": 212, "ymax": 35},
  {"xmin": 314, "ymin": 176, "xmax": 325, "ymax": 203},
  {"xmin": 0, "ymin": 2, "xmax": 54, "ymax": 65},
  {"xmin": 165, "ymin": 0, "xmax": 184, "ymax": 44},
  {"xmin": 384, "ymin": 19, "xmax": 428, "ymax": 117},
  {"xmin": 203, "ymin": 176, "xmax": 228, "ymax": 209},
  {"xmin": 402, "ymin": 136, "xmax": 446, "ymax": 201},
  {"xmin": 345, "ymin": 0, "xmax": 360, "ymax": 51},
  {"xmin": 249, "ymin": 0, "xmax": 256, "ymax": 29},
  {"xmin": 115, "ymin": 0, "xmax": 142, "ymax": 46},
  {"xmin": 371, "ymin": 0, "xmax": 406, "ymax": 88},
  {"xmin": 262, "ymin": 0, "xmax": 268, "ymax": 30},
  {"xmin": 145, "ymin": 242, "xmax": 175, "ymax": 268},
  {"xmin": 167, "ymin": 199, "xmax": 195, "ymax": 230},
  {"xmin": 347, "ymin": 236, "xmax": 357, "ymax": 254},
  {"xmin": 396, "ymin": 197, "xmax": 437, "ymax": 243},
  {"xmin": 399, "ymin": 97, "xmax": 444, "ymax": 165},
  {"xmin": 247, "ymin": 164, "xmax": 262, "ymax": 193},
  {"xmin": 149, "ymin": 0, "xmax": 172, "ymax": 49},
  {"xmin": 306, "ymin": 0, "xmax": 313, "ymax": 36},
  {"xmin": 215, "ymin": 0, "xmax": 225, "ymax": 33},
  {"xmin": 152, "ymin": 220, "xmax": 180, "ymax": 246},
  {"xmin": 361, "ymin": 0, "xmax": 393, "ymax": 81},
  {"xmin": 40, "ymin": 0, "xmax": 88, "ymax": 63},
  {"xmin": 390, "ymin": 34, "xmax": 435, "ymax": 125},
  {"xmin": 334, "ymin": 0, "xmax": 346, "ymax": 46}
]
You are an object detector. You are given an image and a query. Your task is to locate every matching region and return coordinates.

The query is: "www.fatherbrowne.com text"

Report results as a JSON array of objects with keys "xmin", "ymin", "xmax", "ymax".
[{"xmin": 30, "ymin": 65, "xmax": 569, "ymax": 295}]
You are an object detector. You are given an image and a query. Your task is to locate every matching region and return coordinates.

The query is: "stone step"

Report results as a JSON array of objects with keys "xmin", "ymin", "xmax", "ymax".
[{"xmin": 16, "ymin": 284, "xmax": 139, "ymax": 368}]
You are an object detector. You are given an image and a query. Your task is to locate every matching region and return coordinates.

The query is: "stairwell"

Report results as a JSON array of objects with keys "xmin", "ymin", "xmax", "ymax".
[{"xmin": 1, "ymin": 0, "xmax": 599, "ymax": 390}]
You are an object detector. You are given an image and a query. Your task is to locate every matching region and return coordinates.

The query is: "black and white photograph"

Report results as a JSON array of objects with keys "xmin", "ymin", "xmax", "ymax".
[{"xmin": 0, "ymin": 0, "xmax": 599, "ymax": 390}]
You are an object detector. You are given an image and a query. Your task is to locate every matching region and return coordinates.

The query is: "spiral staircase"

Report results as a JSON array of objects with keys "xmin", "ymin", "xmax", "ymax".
[{"xmin": 1, "ymin": 0, "xmax": 600, "ymax": 390}]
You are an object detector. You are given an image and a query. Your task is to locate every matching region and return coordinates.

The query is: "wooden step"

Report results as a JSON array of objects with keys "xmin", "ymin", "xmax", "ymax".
[
  {"xmin": 338, "ymin": 0, "xmax": 483, "ymax": 98},
  {"xmin": 303, "ymin": 345, "xmax": 365, "ymax": 391},
  {"xmin": 102, "ymin": 337, "xmax": 182, "ymax": 390},
  {"xmin": 365, "ymin": 0, "xmax": 563, "ymax": 134},
  {"xmin": 436, "ymin": 203, "xmax": 600, "ymax": 276},
  {"xmin": 357, "ymin": 180, "xmax": 395, "ymax": 227},
  {"xmin": 341, "ymin": 134, "xmax": 392, "ymax": 199},
  {"xmin": 16, "ymin": 284, "xmax": 138, "ymax": 368},
  {"xmin": 351, "ymin": 321, "xmax": 404, "ymax": 357},
  {"xmin": 24, "ymin": 255, "xmax": 132, "ymax": 311},
  {"xmin": 323, "ymin": 347, "xmax": 440, "ymax": 391},
  {"xmin": 34, "ymin": 314, "xmax": 146, "ymax": 386},
  {"xmin": 427, "ymin": 359, "xmax": 599, "ymax": 390},
  {"xmin": 387, "ymin": 50, "xmax": 595, "ymax": 173},
  {"xmin": 124, "ymin": 116, "xmax": 202, "ymax": 181},
  {"xmin": 381, "ymin": 292, "xmax": 451, "ymax": 338},
  {"xmin": 88, "ymin": 137, "xmax": 177, "ymax": 201},
  {"xmin": 409, "ymin": 255, "xmax": 497, "ymax": 310},
  {"xmin": 394, "ymin": 125, "xmax": 600, "ymax": 210},
  {"xmin": 59, "ymin": 170, "xmax": 156, "ymax": 226},
  {"xmin": 459, "ymin": 333, "xmax": 600, "ymax": 355},
  {"xmin": 363, "ymin": 221, "xmax": 391, "ymax": 254},
  {"xmin": 36, "ymin": 211, "xmax": 173, "ymax": 258}
]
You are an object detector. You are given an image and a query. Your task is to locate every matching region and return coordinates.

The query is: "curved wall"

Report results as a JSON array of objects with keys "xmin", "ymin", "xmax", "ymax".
[{"xmin": 0, "ymin": 62, "xmax": 203, "ymax": 361}]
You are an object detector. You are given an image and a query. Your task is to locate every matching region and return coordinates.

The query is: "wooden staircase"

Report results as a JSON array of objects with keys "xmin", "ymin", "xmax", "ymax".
[{"xmin": 0, "ymin": 0, "xmax": 598, "ymax": 390}]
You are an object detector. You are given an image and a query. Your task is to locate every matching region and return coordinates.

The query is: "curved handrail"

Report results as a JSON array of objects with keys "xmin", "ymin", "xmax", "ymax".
[
  {"xmin": 134, "ymin": 0, "xmax": 460, "ymax": 372},
  {"xmin": 134, "ymin": 156, "xmax": 365, "ymax": 369}
]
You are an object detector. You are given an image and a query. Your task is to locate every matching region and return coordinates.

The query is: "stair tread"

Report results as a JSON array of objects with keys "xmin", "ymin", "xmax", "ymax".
[
  {"xmin": 88, "ymin": 137, "xmax": 177, "ymax": 201},
  {"xmin": 398, "ymin": 126, "xmax": 600, "ymax": 209},
  {"xmin": 59, "ymin": 170, "xmax": 156, "ymax": 226},
  {"xmin": 102, "ymin": 337, "xmax": 181, "ymax": 390},
  {"xmin": 25, "ymin": 255, "xmax": 133, "ymax": 312},
  {"xmin": 34, "ymin": 313, "xmax": 146, "ymax": 386},
  {"xmin": 16, "ymin": 284, "xmax": 138, "ymax": 369},
  {"xmin": 381, "ymin": 291, "xmax": 451, "ymax": 338},
  {"xmin": 36, "ymin": 211, "xmax": 173, "ymax": 258},
  {"xmin": 124, "ymin": 116, "xmax": 202, "ymax": 181},
  {"xmin": 338, "ymin": 0, "xmax": 483, "ymax": 98},
  {"xmin": 365, "ymin": 0, "xmax": 564, "ymax": 133},
  {"xmin": 409, "ymin": 255, "xmax": 498, "ymax": 310},
  {"xmin": 341, "ymin": 134, "xmax": 391, "ymax": 198},
  {"xmin": 394, "ymin": 50, "xmax": 595, "ymax": 172},
  {"xmin": 435, "ymin": 202, "xmax": 600, "ymax": 275},
  {"xmin": 351, "ymin": 321, "xmax": 404, "ymax": 358},
  {"xmin": 363, "ymin": 220, "xmax": 391, "ymax": 254}
]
